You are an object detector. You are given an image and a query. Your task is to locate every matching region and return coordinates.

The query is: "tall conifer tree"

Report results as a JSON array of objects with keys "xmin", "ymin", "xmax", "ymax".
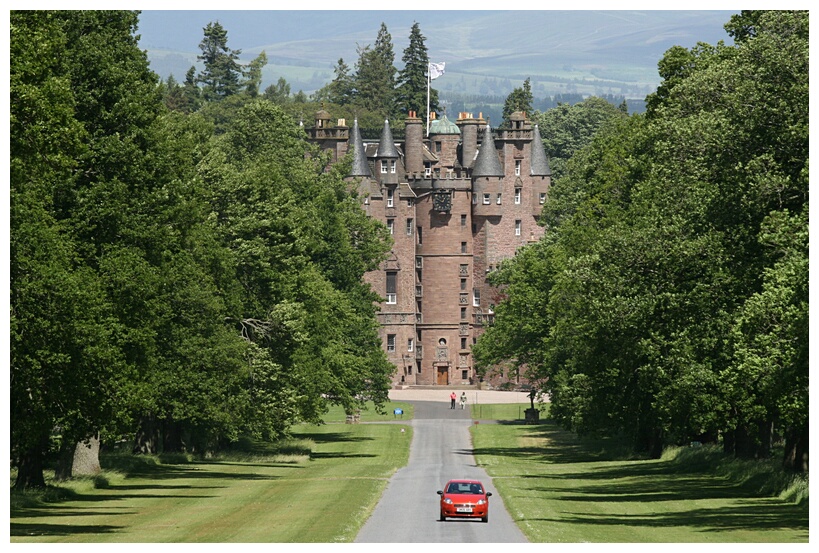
[
  {"xmin": 353, "ymin": 23, "xmax": 396, "ymax": 118},
  {"xmin": 196, "ymin": 21, "xmax": 244, "ymax": 101},
  {"xmin": 396, "ymin": 22, "xmax": 439, "ymax": 120}
]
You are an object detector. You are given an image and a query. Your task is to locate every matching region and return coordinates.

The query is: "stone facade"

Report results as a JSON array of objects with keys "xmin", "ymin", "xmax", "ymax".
[{"xmin": 306, "ymin": 109, "xmax": 550, "ymax": 387}]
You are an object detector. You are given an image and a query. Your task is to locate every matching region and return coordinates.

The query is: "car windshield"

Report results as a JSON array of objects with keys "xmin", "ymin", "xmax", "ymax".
[{"xmin": 447, "ymin": 482, "xmax": 483, "ymax": 494}]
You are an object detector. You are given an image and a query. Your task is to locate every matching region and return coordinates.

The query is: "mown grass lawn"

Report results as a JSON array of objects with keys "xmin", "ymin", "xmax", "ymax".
[
  {"xmin": 470, "ymin": 404, "xmax": 808, "ymax": 543},
  {"xmin": 10, "ymin": 403, "xmax": 412, "ymax": 543}
]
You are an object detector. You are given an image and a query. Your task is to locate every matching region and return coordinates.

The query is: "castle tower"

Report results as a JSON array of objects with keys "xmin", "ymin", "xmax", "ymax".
[
  {"xmin": 403, "ymin": 111, "xmax": 424, "ymax": 177},
  {"xmin": 471, "ymin": 126, "xmax": 504, "ymax": 217},
  {"xmin": 309, "ymin": 108, "xmax": 349, "ymax": 163},
  {"xmin": 375, "ymin": 119, "xmax": 400, "ymax": 187},
  {"xmin": 457, "ymin": 112, "xmax": 481, "ymax": 171},
  {"xmin": 529, "ymin": 124, "xmax": 551, "ymax": 216}
]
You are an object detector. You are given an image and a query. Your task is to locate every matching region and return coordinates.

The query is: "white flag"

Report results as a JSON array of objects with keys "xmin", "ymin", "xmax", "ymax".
[{"xmin": 428, "ymin": 62, "xmax": 446, "ymax": 80}]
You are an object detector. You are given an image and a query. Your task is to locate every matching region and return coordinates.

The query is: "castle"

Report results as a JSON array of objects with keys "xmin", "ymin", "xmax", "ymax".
[{"xmin": 306, "ymin": 109, "xmax": 550, "ymax": 387}]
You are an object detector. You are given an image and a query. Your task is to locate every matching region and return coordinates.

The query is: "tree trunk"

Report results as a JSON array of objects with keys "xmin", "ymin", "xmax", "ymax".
[
  {"xmin": 55, "ymin": 434, "xmax": 102, "ymax": 479},
  {"xmin": 72, "ymin": 435, "xmax": 101, "ymax": 476},
  {"xmin": 783, "ymin": 424, "xmax": 808, "ymax": 473},
  {"xmin": 133, "ymin": 415, "xmax": 159, "ymax": 454},
  {"xmin": 163, "ymin": 420, "xmax": 184, "ymax": 452},
  {"xmin": 14, "ymin": 438, "xmax": 48, "ymax": 490},
  {"xmin": 734, "ymin": 420, "xmax": 773, "ymax": 460},
  {"xmin": 55, "ymin": 436, "xmax": 76, "ymax": 481}
]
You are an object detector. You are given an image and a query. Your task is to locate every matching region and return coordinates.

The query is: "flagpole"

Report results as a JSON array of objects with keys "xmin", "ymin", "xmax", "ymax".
[{"xmin": 426, "ymin": 63, "xmax": 431, "ymax": 137}]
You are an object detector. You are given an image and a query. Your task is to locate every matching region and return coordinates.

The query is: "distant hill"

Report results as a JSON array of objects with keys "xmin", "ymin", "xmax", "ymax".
[{"xmin": 138, "ymin": 10, "xmax": 737, "ymax": 109}]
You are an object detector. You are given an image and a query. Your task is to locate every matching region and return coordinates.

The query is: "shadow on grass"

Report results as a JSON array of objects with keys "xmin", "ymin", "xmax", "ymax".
[
  {"xmin": 478, "ymin": 420, "xmax": 808, "ymax": 536},
  {"xmin": 476, "ymin": 419, "xmax": 644, "ymax": 464},
  {"xmin": 522, "ymin": 499, "xmax": 808, "ymax": 534},
  {"xmin": 291, "ymin": 431, "xmax": 375, "ymax": 444},
  {"xmin": 11, "ymin": 521, "xmax": 122, "ymax": 537},
  {"xmin": 309, "ymin": 452, "xmax": 377, "ymax": 459}
]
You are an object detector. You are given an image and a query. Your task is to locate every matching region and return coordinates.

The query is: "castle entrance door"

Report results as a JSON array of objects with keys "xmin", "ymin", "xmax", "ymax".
[{"xmin": 436, "ymin": 365, "xmax": 449, "ymax": 386}]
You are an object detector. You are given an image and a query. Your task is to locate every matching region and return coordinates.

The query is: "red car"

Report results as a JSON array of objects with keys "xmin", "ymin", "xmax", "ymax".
[{"xmin": 437, "ymin": 479, "xmax": 492, "ymax": 522}]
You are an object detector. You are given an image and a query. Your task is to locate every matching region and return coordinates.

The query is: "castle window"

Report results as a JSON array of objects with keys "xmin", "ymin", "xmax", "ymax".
[
  {"xmin": 387, "ymin": 334, "xmax": 396, "ymax": 352},
  {"xmin": 461, "ymin": 307, "xmax": 467, "ymax": 320},
  {"xmin": 390, "ymin": 160, "xmax": 397, "ymax": 174},
  {"xmin": 496, "ymin": 194, "xmax": 502, "ymax": 205},
  {"xmin": 473, "ymin": 288, "xmax": 480, "ymax": 307},
  {"xmin": 461, "ymin": 214, "xmax": 467, "ymax": 226},
  {"xmin": 461, "ymin": 337, "xmax": 467, "ymax": 349},
  {"xmin": 386, "ymin": 271, "xmax": 397, "ymax": 304},
  {"xmin": 425, "ymin": 165, "xmax": 432, "ymax": 177},
  {"xmin": 406, "ymin": 218, "xmax": 413, "ymax": 235},
  {"xmin": 408, "ymin": 338, "xmax": 414, "ymax": 352},
  {"xmin": 462, "ymin": 370, "xmax": 469, "ymax": 380},
  {"xmin": 483, "ymin": 194, "xmax": 490, "ymax": 205},
  {"xmin": 460, "ymin": 278, "xmax": 467, "ymax": 291},
  {"xmin": 386, "ymin": 188, "xmax": 394, "ymax": 207},
  {"xmin": 386, "ymin": 219, "xmax": 394, "ymax": 235},
  {"xmin": 381, "ymin": 160, "xmax": 388, "ymax": 174},
  {"xmin": 539, "ymin": 192, "xmax": 546, "ymax": 204},
  {"xmin": 515, "ymin": 188, "xmax": 521, "ymax": 204},
  {"xmin": 417, "ymin": 226, "xmax": 422, "ymax": 244},
  {"xmin": 515, "ymin": 160, "xmax": 521, "ymax": 176},
  {"xmin": 435, "ymin": 141, "xmax": 442, "ymax": 153},
  {"xmin": 461, "ymin": 242, "xmax": 467, "ymax": 253},
  {"xmin": 515, "ymin": 220, "xmax": 522, "ymax": 236}
]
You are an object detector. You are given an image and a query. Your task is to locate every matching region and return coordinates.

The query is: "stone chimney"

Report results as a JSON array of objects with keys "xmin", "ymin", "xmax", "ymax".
[
  {"xmin": 404, "ymin": 110, "xmax": 424, "ymax": 177},
  {"xmin": 457, "ymin": 112, "xmax": 480, "ymax": 170}
]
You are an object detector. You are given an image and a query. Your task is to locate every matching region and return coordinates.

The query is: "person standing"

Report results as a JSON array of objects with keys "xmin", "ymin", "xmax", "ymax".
[
  {"xmin": 459, "ymin": 392, "xmax": 467, "ymax": 410},
  {"xmin": 450, "ymin": 391, "xmax": 457, "ymax": 409}
]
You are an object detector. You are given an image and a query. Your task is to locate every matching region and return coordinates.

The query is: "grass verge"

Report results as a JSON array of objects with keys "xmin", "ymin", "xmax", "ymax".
[
  {"xmin": 470, "ymin": 404, "xmax": 809, "ymax": 542},
  {"xmin": 10, "ymin": 420, "xmax": 411, "ymax": 543}
]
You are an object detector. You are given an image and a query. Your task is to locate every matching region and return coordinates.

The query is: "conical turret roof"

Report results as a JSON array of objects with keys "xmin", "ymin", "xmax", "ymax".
[
  {"xmin": 472, "ymin": 127, "xmax": 504, "ymax": 177},
  {"xmin": 349, "ymin": 119, "xmax": 371, "ymax": 177},
  {"xmin": 376, "ymin": 119, "xmax": 399, "ymax": 158},
  {"xmin": 530, "ymin": 124, "xmax": 551, "ymax": 176}
]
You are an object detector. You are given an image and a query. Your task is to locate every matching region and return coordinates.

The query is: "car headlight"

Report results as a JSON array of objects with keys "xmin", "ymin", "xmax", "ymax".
[
  {"xmin": 476, "ymin": 499, "xmax": 487, "ymax": 505},
  {"xmin": 443, "ymin": 498, "xmax": 453, "ymax": 504}
]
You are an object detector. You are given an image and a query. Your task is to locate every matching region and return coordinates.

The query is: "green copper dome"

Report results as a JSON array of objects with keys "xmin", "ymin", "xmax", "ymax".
[{"xmin": 429, "ymin": 114, "xmax": 460, "ymax": 135}]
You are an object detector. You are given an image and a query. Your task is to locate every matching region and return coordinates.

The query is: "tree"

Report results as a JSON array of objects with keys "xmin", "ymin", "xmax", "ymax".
[
  {"xmin": 353, "ymin": 23, "xmax": 396, "ymax": 118},
  {"xmin": 196, "ymin": 21, "xmax": 244, "ymax": 101},
  {"xmin": 244, "ymin": 50, "xmax": 268, "ymax": 97},
  {"xmin": 502, "ymin": 77, "xmax": 534, "ymax": 125},
  {"xmin": 11, "ymin": 9, "xmax": 163, "ymax": 487},
  {"xmin": 395, "ymin": 22, "xmax": 439, "ymax": 119},
  {"xmin": 535, "ymin": 96, "xmax": 628, "ymax": 181},
  {"xmin": 198, "ymin": 101, "xmax": 394, "ymax": 425},
  {"xmin": 321, "ymin": 58, "xmax": 355, "ymax": 106},
  {"xmin": 263, "ymin": 76, "xmax": 291, "ymax": 104},
  {"xmin": 474, "ymin": 11, "xmax": 808, "ymax": 466}
]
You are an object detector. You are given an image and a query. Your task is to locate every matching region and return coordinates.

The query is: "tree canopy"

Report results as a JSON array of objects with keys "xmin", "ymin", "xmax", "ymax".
[
  {"xmin": 10, "ymin": 9, "xmax": 395, "ymax": 489},
  {"xmin": 474, "ymin": 10, "xmax": 808, "ymax": 470}
]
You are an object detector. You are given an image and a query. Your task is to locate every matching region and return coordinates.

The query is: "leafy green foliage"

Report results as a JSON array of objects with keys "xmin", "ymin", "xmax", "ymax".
[
  {"xmin": 10, "ymin": 10, "xmax": 395, "ymax": 488},
  {"xmin": 475, "ymin": 11, "xmax": 808, "ymax": 466},
  {"xmin": 534, "ymin": 96, "xmax": 629, "ymax": 181}
]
